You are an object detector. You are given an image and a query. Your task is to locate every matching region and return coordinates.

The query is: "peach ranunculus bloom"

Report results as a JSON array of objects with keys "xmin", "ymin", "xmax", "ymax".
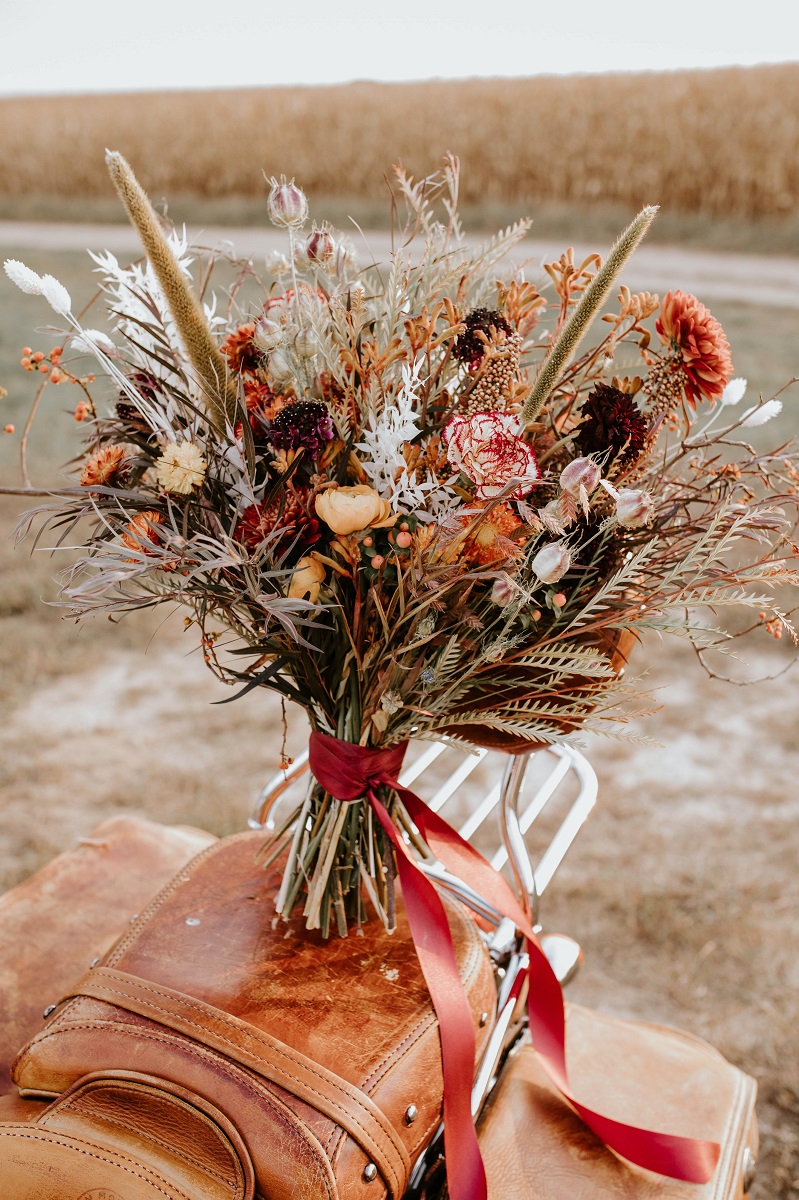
[
  {"xmin": 656, "ymin": 290, "xmax": 733, "ymax": 407},
  {"xmin": 314, "ymin": 485, "xmax": 396, "ymax": 535}
]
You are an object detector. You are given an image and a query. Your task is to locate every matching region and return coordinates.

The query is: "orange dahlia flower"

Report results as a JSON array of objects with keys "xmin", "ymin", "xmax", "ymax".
[{"xmin": 656, "ymin": 290, "xmax": 733, "ymax": 407}]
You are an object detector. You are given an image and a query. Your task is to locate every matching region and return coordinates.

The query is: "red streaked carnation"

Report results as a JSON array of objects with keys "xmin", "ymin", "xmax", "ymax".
[
  {"xmin": 444, "ymin": 411, "xmax": 539, "ymax": 500},
  {"xmin": 656, "ymin": 290, "xmax": 733, "ymax": 407}
]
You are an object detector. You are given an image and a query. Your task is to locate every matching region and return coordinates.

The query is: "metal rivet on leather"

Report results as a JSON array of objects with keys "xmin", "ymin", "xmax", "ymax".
[
  {"xmin": 129, "ymin": 913, "xmax": 139, "ymax": 923},
  {"xmin": 42, "ymin": 1004, "xmax": 56, "ymax": 1019},
  {"xmin": 186, "ymin": 917, "xmax": 201, "ymax": 926},
  {"xmin": 363, "ymin": 1163, "xmax": 378, "ymax": 1182},
  {"xmin": 742, "ymin": 1147, "xmax": 757, "ymax": 1193},
  {"xmin": 89, "ymin": 956, "xmax": 100, "ymax": 967},
  {"xmin": 479, "ymin": 1011, "xmax": 489, "ymax": 1027},
  {"xmin": 404, "ymin": 1104, "xmax": 418, "ymax": 1124}
]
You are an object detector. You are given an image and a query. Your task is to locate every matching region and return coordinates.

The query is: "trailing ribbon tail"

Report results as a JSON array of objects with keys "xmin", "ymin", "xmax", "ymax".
[{"xmin": 308, "ymin": 729, "xmax": 720, "ymax": 1200}]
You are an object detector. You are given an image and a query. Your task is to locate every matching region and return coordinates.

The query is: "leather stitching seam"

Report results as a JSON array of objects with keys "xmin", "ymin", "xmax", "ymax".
[
  {"xmin": 56, "ymin": 1098, "xmax": 239, "ymax": 1190},
  {"xmin": 81, "ymin": 973, "xmax": 404, "ymax": 1197},
  {"xmin": 18, "ymin": 1020, "xmax": 336, "ymax": 1200},
  {"xmin": 0, "ymin": 1128, "xmax": 197, "ymax": 1200}
]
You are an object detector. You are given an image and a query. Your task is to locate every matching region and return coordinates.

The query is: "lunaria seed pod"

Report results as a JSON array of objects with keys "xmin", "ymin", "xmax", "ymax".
[
  {"xmin": 267, "ymin": 177, "xmax": 308, "ymax": 228},
  {"xmin": 306, "ymin": 224, "xmax": 336, "ymax": 265}
]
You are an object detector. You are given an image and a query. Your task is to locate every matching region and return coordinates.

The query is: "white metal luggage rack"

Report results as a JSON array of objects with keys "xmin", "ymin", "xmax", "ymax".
[
  {"xmin": 251, "ymin": 739, "xmax": 597, "ymax": 1196},
  {"xmin": 249, "ymin": 738, "xmax": 597, "ymax": 937}
]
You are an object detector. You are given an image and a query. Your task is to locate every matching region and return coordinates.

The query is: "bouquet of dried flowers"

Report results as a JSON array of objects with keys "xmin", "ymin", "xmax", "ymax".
[{"xmin": 4, "ymin": 152, "xmax": 797, "ymax": 937}]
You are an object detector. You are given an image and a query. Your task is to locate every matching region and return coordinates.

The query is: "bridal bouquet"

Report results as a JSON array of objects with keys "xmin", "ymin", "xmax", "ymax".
[{"xmin": 5, "ymin": 153, "xmax": 798, "ymax": 937}]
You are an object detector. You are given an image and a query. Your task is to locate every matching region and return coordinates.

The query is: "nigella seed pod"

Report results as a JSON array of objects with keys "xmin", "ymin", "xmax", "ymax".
[
  {"xmin": 306, "ymin": 225, "xmax": 336, "ymax": 265},
  {"xmin": 294, "ymin": 327, "xmax": 318, "ymax": 359},
  {"xmin": 491, "ymin": 574, "xmax": 520, "ymax": 607},
  {"xmin": 268, "ymin": 349, "xmax": 295, "ymax": 387},
  {"xmin": 253, "ymin": 317, "xmax": 284, "ymax": 353},
  {"xmin": 267, "ymin": 177, "xmax": 309, "ymax": 228},
  {"xmin": 615, "ymin": 489, "xmax": 655, "ymax": 528},
  {"xmin": 559, "ymin": 456, "xmax": 601, "ymax": 497},
  {"xmin": 531, "ymin": 541, "xmax": 571, "ymax": 585}
]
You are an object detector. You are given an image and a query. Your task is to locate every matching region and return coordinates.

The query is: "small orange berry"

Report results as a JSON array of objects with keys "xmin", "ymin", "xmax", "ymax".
[
  {"xmin": 49, "ymin": 368, "xmax": 63, "ymax": 384},
  {"xmin": 4, "ymin": 424, "xmax": 15, "ymax": 434},
  {"xmin": 20, "ymin": 356, "xmax": 32, "ymax": 369},
  {"xmin": 21, "ymin": 346, "xmax": 32, "ymax": 356},
  {"xmin": 553, "ymin": 592, "xmax": 567, "ymax": 607},
  {"xmin": 532, "ymin": 609, "xmax": 542, "ymax": 620},
  {"xmin": 74, "ymin": 401, "xmax": 89, "ymax": 421},
  {"xmin": 38, "ymin": 362, "xmax": 49, "ymax": 373},
  {"xmin": 32, "ymin": 351, "xmax": 44, "ymax": 363}
]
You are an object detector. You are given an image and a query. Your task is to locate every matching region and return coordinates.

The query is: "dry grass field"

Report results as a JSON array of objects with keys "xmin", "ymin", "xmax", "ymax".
[{"xmin": 1, "ymin": 64, "xmax": 798, "ymax": 249}]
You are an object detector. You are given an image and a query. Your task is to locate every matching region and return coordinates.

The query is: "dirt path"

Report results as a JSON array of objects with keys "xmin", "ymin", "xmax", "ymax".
[{"xmin": 2, "ymin": 219, "xmax": 798, "ymax": 308}]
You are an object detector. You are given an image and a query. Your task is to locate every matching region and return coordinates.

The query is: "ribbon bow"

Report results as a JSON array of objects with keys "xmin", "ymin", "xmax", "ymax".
[{"xmin": 308, "ymin": 729, "xmax": 718, "ymax": 1200}]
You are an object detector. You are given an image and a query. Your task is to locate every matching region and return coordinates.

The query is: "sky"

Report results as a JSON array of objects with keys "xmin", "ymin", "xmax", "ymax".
[{"xmin": 1, "ymin": 0, "xmax": 798, "ymax": 95}]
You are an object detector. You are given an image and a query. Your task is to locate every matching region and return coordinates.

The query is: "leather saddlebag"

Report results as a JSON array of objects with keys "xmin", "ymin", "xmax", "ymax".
[
  {"xmin": 12, "ymin": 830, "xmax": 497, "ymax": 1200},
  {"xmin": 0, "ymin": 815, "xmax": 216, "ymax": 1092},
  {"xmin": 0, "ymin": 1071, "xmax": 255, "ymax": 1199},
  {"xmin": 478, "ymin": 1004, "xmax": 758, "ymax": 1199}
]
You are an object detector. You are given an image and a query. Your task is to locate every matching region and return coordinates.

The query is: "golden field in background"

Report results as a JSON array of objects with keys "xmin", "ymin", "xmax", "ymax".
[{"xmin": 0, "ymin": 64, "xmax": 797, "ymax": 243}]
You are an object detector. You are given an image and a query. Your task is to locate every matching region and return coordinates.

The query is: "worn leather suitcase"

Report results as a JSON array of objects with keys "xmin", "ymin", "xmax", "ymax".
[
  {"xmin": 11, "ymin": 829, "xmax": 497, "ymax": 1200},
  {"xmin": 0, "ymin": 817, "xmax": 759, "ymax": 1200},
  {"xmin": 478, "ymin": 1007, "xmax": 758, "ymax": 1199}
]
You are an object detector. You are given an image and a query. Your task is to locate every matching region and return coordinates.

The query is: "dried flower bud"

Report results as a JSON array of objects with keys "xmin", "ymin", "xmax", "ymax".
[
  {"xmin": 491, "ymin": 574, "xmax": 520, "ymax": 606},
  {"xmin": 306, "ymin": 225, "xmax": 336, "ymax": 265},
  {"xmin": 615, "ymin": 488, "xmax": 655, "ymax": 528},
  {"xmin": 294, "ymin": 327, "xmax": 318, "ymax": 359},
  {"xmin": 559, "ymin": 457, "xmax": 601, "ymax": 497},
  {"xmin": 253, "ymin": 317, "xmax": 284, "ymax": 353},
  {"xmin": 267, "ymin": 178, "xmax": 308, "ymax": 228},
  {"xmin": 268, "ymin": 349, "xmax": 295, "ymax": 387},
  {"xmin": 531, "ymin": 541, "xmax": 571, "ymax": 585},
  {"xmin": 287, "ymin": 555, "xmax": 326, "ymax": 603}
]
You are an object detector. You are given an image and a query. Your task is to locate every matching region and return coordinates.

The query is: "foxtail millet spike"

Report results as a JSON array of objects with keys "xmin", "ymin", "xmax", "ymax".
[
  {"xmin": 105, "ymin": 150, "xmax": 237, "ymax": 432},
  {"xmin": 520, "ymin": 205, "xmax": 659, "ymax": 428}
]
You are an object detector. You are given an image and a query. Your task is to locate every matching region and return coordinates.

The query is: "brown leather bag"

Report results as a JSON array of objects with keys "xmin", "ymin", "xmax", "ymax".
[
  {"xmin": 0, "ymin": 1071, "xmax": 255, "ymax": 1199},
  {"xmin": 13, "ymin": 830, "xmax": 497, "ymax": 1200},
  {"xmin": 0, "ymin": 815, "xmax": 215, "ymax": 1093},
  {"xmin": 478, "ymin": 1006, "xmax": 758, "ymax": 1199}
]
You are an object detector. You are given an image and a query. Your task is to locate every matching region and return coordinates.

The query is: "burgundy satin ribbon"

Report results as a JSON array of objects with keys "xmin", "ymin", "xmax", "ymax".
[{"xmin": 308, "ymin": 730, "xmax": 719, "ymax": 1200}]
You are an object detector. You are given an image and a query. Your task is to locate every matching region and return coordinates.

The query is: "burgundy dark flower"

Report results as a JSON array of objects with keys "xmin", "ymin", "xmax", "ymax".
[
  {"xmin": 452, "ymin": 308, "xmax": 512, "ymax": 369},
  {"xmin": 269, "ymin": 400, "xmax": 334, "ymax": 457},
  {"xmin": 575, "ymin": 383, "xmax": 647, "ymax": 465}
]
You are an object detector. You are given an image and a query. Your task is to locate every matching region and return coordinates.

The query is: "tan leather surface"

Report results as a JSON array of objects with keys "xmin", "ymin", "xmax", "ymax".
[
  {"xmin": 479, "ymin": 1005, "xmax": 758, "ymax": 1200},
  {"xmin": 14, "ymin": 830, "xmax": 497, "ymax": 1200},
  {"xmin": 0, "ymin": 1071, "xmax": 254, "ymax": 1199},
  {"xmin": 0, "ymin": 815, "xmax": 216, "ymax": 1093}
]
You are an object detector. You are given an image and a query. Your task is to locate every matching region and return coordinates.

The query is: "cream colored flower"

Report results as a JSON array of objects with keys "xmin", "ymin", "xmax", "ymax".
[
  {"xmin": 155, "ymin": 441, "xmax": 207, "ymax": 494},
  {"xmin": 315, "ymin": 485, "xmax": 396, "ymax": 535},
  {"xmin": 288, "ymin": 556, "xmax": 326, "ymax": 603}
]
